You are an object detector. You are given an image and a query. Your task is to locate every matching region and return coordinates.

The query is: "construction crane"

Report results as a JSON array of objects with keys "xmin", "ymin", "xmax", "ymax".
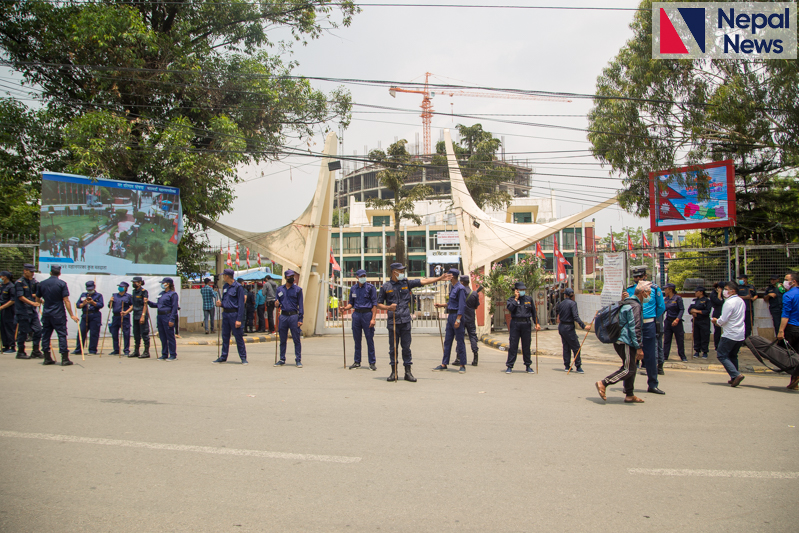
[{"xmin": 389, "ymin": 72, "xmax": 572, "ymax": 155}]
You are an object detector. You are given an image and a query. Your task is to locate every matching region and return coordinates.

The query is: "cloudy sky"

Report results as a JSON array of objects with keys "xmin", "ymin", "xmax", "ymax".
[{"xmin": 215, "ymin": 0, "xmax": 650, "ymax": 245}]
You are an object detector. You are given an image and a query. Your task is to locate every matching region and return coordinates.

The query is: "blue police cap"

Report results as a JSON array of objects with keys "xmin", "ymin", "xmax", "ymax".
[
  {"xmin": 460, "ymin": 275, "xmax": 470, "ymax": 284},
  {"xmin": 222, "ymin": 268, "xmax": 234, "ymax": 277},
  {"xmin": 514, "ymin": 281, "xmax": 527, "ymax": 290},
  {"xmin": 770, "ymin": 274, "xmax": 780, "ymax": 280},
  {"xmin": 131, "ymin": 276, "xmax": 143, "ymax": 283},
  {"xmin": 665, "ymin": 283, "xmax": 676, "ymax": 290},
  {"xmin": 389, "ymin": 263, "xmax": 405, "ymax": 271},
  {"xmin": 448, "ymin": 268, "xmax": 459, "ymax": 277},
  {"xmin": 159, "ymin": 277, "xmax": 173, "ymax": 285},
  {"xmin": 564, "ymin": 288, "xmax": 575, "ymax": 296},
  {"xmin": 285, "ymin": 269, "xmax": 296, "ymax": 277},
  {"xmin": 355, "ymin": 269, "xmax": 366, "ymax": 277},
  {"xmin": 119, "ymin": 281, "xmax": 129, "ymax": 288},
  {"xmin": 85, "ymin": 281, "xmax": 95, "ymax": 288},
  {"xmin": 695, "ymin": 286, "xmax": 706, "ymax": 293},
  {"xmin": 23, "ymin": 263, "xmax": 35, "ymax": 272},
  {"xmin": 50, "ymin": 265, "xmax": 62, "ymax": 274},
  {"xmin": 0, "ymin": 271, "xmax": 12, "ymax": 279}
]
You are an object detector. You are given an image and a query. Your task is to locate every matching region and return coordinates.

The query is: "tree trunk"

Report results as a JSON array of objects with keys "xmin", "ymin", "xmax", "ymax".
[{"xmin": 393, "ymin": 212, "xmax": 405, "ymax": 267}]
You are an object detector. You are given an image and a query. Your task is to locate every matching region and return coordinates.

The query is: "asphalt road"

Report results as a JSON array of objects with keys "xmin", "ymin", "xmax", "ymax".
[{"xmin": 1, "ymin": 335, "xmax": 797, "ymax": 532}]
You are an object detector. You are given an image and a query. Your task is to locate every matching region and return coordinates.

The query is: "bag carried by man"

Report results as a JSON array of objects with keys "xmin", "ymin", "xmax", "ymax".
[
  {"xmin": 594, "ymin": 298, "xmax": 640, "ymax": 344},
  {"xmin": 744, "ymin": 336, "xmax": 799, "ymax": 373}
]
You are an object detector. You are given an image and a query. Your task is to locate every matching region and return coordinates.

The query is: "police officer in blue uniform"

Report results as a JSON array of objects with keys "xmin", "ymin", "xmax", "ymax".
[
  {"xmin": 130, "ymin": 276, "xmax": 150, "ymax": 358},
  {"xmin": 343, "ymin": 269, "xmax": 377, "ymax": 371},
  {"xmin": 108, "ymin": 281, "xmax": 133, "ymax": 356},
  {"xmin": 275, "ymin": 269, "xmax": 304, "ymax": 367},
  {"xmin": 736, "ymin": 273, "xmax": 757, "ymax": 338},
  {"xmin": 764, "ymin": 275, "xmax": 784, "ymax": 336},
  {"xmin": 434, "ymin": 268, "xmax": 468, "ymax": 373},
  {"xmin": 148, "ymin": 277, "xmax": 179, "ymax": 360},
  {"xmin": 556, "ymin": 287, "xmax": 587, "ymax": 373},
  {"xmin": 36, "ymin": 265, "xmax": 78, "ymax": 366},
  {"xmin": 74, "ymin": 281, "xmax": 104, "ymax": 355},
  {"xmin": 626, "ymin": 266, "xmax": 666, "ymax": 394},
  {"xmin": 462, "ymin": 275, "xmax": 481, "ymax": 366},
  {"xmin": 213, "ymin": 268, "xmax": 247, "ymax": 365},
  {"xmin": 687, "ymin": 287, "xmax": 711, "ymax": 359},
  {"xmin": 377, "ymin": 262, "xmax": 447, "ymax": 382},
  {"xmin": 506, "ymin": 281, "xmax": 541, "ymax": 374},
  {"xmin": 662, "ymin": 283, "xmax": 686, "ymax": 362},
  {"xmin": 15, "ymin": 264, "xmax": 43, "ymax": 359},
  {"xmin": 0, "ymin": 271, "xmax": 16, "ymax": 353}
]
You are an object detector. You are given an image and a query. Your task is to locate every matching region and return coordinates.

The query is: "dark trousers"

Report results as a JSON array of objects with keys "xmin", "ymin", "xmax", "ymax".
[
  {"xmin": 744, "ymin": 303, "xmax": 753, "ymax": 338},
  {"xmin": 442, "ymin": 313, "xmax": 466, "ymax": 365},
  {"xmin": 716, "ymin": 336, "xmax": 743, "ymax": 378},
  {"xmin": 771, "ymin": 311, "xmax": 783, "ymax": 336},
  {"xmin": 132, "ymin": 314, "xmax": 150, "ymax": 351},
  {"xmin": 506, "ymin": 319, "xmax": 532, "ymax": 368},
  {"xmin": 387, "ymin": 320, "xmax": 412, "ymax": 367},
  {"xmin": 256, "ymin": 304, "xmax": 266, "ymax": 331},
  {"xmin": 156, "ymin": 314, "xmax": 176, "ymax": 357},
  {"xmin": 603, "ymin": 343, "xmax": 637, "ymax": 396},
  {"xmin": 464, "ymin": 320, "xmax": 479, "ymax": 358},
  {"xmin": 642, "ymin": 321, "xmax": 659, "ymax": 389},
  {"xmin": 559, "ymin": 322, "xmax": 582, "ymax": 369},
  {"xmin": 109, "ymin": 314, "xmax": 131, "ymax": 353},
  {"xmin": 713, "ymin": 322, "xmax": 722, "ymax": 350},
  {"xmin": 693, "ymin": 319, "xmax": 711, "ymax": 354},
  {"xmin": 221, "ymin": 312, "xmax": 246, "ymax": 360},
  {"xmin": 785, "ymin": 324, "xmax": 799, "ymax": 379},
  {"xmin": 351, "ymin": 310, "xmax": 375, "ymax": 365},
  {"xmin": 1, "ymin": 308, "xmax": 15, "ymax": 349},
  {"xmin": 266, "ymin": 302, "xmax": 276, "ymax": 332},
  {"xmin": 17, "ymin": 313, "xmax": 42, "ymax": 351},
  {"xmin": 279, "ymin": 313, "xmax": 302, "ymax": 362},
  {"xmin": 41, "ymin": 315, "xmax": 68, "ymax": 356},
  {"xmin": 77, "ymin": 313, "xmax": 101, "ymax": 353},
  {"xmin": 663, "ymin": 319, "xmax": 685, "ymax": 360},
  {"xmin": 245, "ymin": 307, "xmax": 255, "ymax": 332}
]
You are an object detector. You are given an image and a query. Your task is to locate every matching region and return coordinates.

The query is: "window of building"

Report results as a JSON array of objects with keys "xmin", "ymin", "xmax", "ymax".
[
  {"xmin": 364, "ymin": 258, "xmax": 382, "ymax": 275},
  {"xmin": 343, "ymin": 258, "xmax": 361, "ymax": 276},
  {"xmin": 576, "ymin": 231, "xmax": 583, "ymax": 250},
  {"xmin": 407, "ymin": 235, "xmax": 425, "ymax": 253},
  {"xmin": 543, "ymin": 236, "xmax": 554, "ymax": 249},
  {"xmin": 331, "ymin": 235, "xmax": 340, "ymax": 252},
  {"xmin": 364, "ymin": 236, "xmax": 382, "ymax": 253},
  {"xmin": 363, "ymin": 172, "xmax": 378, "ymax": 190},
  {"xmin": 563, "ymin": 231, "xmax": 575, "ymax": 249},
  {"xmin": 385, "ymin": 234, "xmax": 396, "ymax": 251},
  {"xmin": 408, "ymin": 259, "xmax": 425, "ymax": 277},
  {"xmin": 372, "ymin": 215, "xmax": 390, "ymax": 227},
  {"xmin": 343, "ymin": 235, "xmax": 360, "ymax": 254},
  {"xmin": 513, "ymin": 212, "xmax": 533, "ymax": 224},
  {"xmin": 544, "ymin": 255, "xmax": 554, "ymax": 270}
]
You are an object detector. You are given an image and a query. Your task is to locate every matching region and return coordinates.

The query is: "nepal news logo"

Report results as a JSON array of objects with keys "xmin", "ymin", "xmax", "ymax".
[{"xmin": 653, "ymin": 2, "xmax": 797, "ymax": 59}]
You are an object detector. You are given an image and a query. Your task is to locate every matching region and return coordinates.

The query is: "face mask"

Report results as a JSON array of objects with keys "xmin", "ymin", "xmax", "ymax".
[
  {"xmin": 88, "ymin": 290, "xmax": 95, "ymax": 295},
  {"xmin": 161, "ymin": 283, "xmax": 168, "ymax": 290},
  {"xmin": 397, "ymin": 273, "xmax": 406, "ymax": 281},
  {"xmin": 358, "ymin": 277, "xmax": 366, "ymax": 285},
  {"xmin": 643, "ymin": 295, "xmax": 652, "ymax": 304},
  {"xmin": 737, "ymin": 280, "xmax": 744, "ymax": 285},
  {"xmin": 285, "ymin": 277, "xmax": 294, "ymax": 284},
  {"xmin": 724, "ymin": 289, "xmax": 734, "ymax": 298},
  {"xmin": 118, "ymin": 287, "xmax": 125, "ymax": 293},
  {"xmin": 784, "ymin": 280, "xmax": 793, "ymax": 290},
  {"xmin": 519, "ymin": 291, "xmax": 526, "ymax": 296}
]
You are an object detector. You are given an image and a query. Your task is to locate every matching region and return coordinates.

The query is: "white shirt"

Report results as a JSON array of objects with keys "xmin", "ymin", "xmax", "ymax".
[{"xmin": 717, "ymin": 294, "xmax": 746, "ymax": 341}]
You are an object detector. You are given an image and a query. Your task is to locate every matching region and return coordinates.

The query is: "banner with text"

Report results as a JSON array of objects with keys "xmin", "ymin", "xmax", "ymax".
[{"xmin": 600, "ymin": 252, "xmax": 627, "ymax": 308}]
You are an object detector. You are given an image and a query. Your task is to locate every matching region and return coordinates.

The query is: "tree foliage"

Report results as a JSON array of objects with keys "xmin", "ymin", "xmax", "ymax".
[
  {"xmin": 432, "ymin": 124, "xmax": 515, "ymax": 211},
  {"xmin": 367, "ymin": 140, "xmax": 432, "ymax": 266},
  {"xmin": 588, "ymin": 0, "xmax": 799, "ymax": 244},
  {"xmin": 0, "ymin": 0, "xmax": 357, "ymax": 273}
]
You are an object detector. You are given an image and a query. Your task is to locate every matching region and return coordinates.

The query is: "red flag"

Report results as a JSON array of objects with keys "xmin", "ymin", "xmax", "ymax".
[
  {"xmin": 554, "ymin": 236, "xmax": 571, "ymax": 282},
  {"xmin": 642, "ymin": 231, "xmax": 653, "ymax": 258},
  {"xmin": 610, "ymin": 234, "xmax": 616, "ymax": 252},
  {"xmin": 226, "ymin": 246, "xmax": 232, "ymax": 267},
  {"xmin": 535, "ymin": 242, "xmax": 546, "ymax": 260},
  {"xmin": 665, "ymin": 237, "xmax": 674, "ymax": 259},
  {"xmin": 257, "ymin": 253, "xmax": 262, "ymax": 267},
  {"xmin": 627, "ymin": 232, "xmax": 637, "ymax": 259},
  {"xmin": 330, "ymin": 248, "xmax": 341, "ymax": 272},
  {"xmin": 246, "ymin": 247, "xmax": 250, "ymax": 268},
  {"xmin": 235, "ymin": 243, "xmax": 240, "ymax": 267}
]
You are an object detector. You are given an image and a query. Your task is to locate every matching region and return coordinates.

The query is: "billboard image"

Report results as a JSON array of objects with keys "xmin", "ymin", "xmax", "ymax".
[
  {"xmin": 39, "ymin": 172, "xmax": 182, "ymax": 275},
  {"xmin": 648, "ymin": 159, "xmax": 736, "ymax": 232}
]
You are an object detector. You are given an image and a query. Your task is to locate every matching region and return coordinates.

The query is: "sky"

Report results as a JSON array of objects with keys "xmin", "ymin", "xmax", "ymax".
[{"xmin": 214, "ymin": 0, "xmax": 651, "ymax": 246}]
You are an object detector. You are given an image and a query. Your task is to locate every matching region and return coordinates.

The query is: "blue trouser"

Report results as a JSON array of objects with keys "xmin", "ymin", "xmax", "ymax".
[
  {"xmin": 16, "ymin": 311, "xmax": 42, "ymax": 351},
  {"xmin": 716, "ymin": 337, "xmax": 743, "ymax": 379},
  {"xmin": 559, "ymin": 322, "xmax": 582, "ymax": 369},
  {"xmin": 387, "ymin": 320, "xmax": 412, "ymax": 367},
  {"xmin": 506, "ymin": 319, "xmax": 532, "ymax": 368},
  {"xmin": 109, "ymin": 314, "xmax": 131, "ymax": 353},
  {"xmin": 351, "ymin": 310, "xmax": 375, "ymax": 365},
  {"xmin": 156, "ymin": 314, "xmax": 176, "ymax": 357},
  {"xmin": 1, "ymin": 307, "xmax": 15, "ymax": 349},
  {"xmin": 78, "ymin": 313, "xmax": 102, "ymax": 353},
  {"xmin": 771, "ymin": 310, "xmax": 782, "ymax": 336},
  {"xmin": 221, "ymin": 311, "xmax": 246, "ymax": 360},
  {"xmin": 464, "ymin": 320, "xmax": 479, "ymax": 358},
  {"xmin": 663, "ymin": 319, "xmax": 685, "ymax": 360},
  {"xmin": 642, "ymin": 320, "xmax": 659, "ymax": 389},
  {"xmin": 278, "ymin": 313, "xmax": 301, "ymax": 362},
  {"xmin": 692, "ymin": 318, "xmax": 711, "ymax": 355},
  {"xmin": 442, "ymin": 312, "xmax": 465, "ymax": 365},
  {"xmin": 656, "ymin": 317, "xmax": 664, "ymax": 365},
  {"xmin": 41, "ymin": 315, "xmax": 68, "ymax": 356}
]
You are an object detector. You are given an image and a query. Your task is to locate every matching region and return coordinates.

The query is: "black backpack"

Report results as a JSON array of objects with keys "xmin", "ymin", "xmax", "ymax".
[{"xmin": 594, "ymin": 298, "xmax": 639, "ymax": 344}]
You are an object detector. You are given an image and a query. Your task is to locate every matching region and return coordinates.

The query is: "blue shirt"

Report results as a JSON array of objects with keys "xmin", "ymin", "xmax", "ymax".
[
  {"xmin": 765, "ymin": 285, "xmax": 783, "ymax": 314},
  {"xmin": 378, "ymin": 278, "xmax": 423, "ymax": 325},
  {"xmin": 349, "ymin": 282, "xmax": 378, "ymax": 310},
  {"xmin": 782, "ymin": 287, "xmax": 799, "ymax": 326},
  {"xmin": 14, "ymin": 276, "xmax": 39, "ymax": 317},
  {"xmin": 148, "ymin": 290, "xmax": 179, "ymax": 323},
  {"xmin": 664, "ymin": 294, "xmax": 684, "ymax": 321},
  {"xmin": 36, "ymin": 275, "xmax": 70, "ymax": 321},
  {"xmin": 447, "ymin": 282, "xmax": 467, "ymax": 316},
  {"xmin": 111, "ymin": 292, "xmax": 133, "ymax": 314},
  {"xmin": 626, "ymin": 284, "xmax": 665, "ymax": 319},
  {"xmin": 507, "ymin": 295, "xmax": 538, "ymax": 323},
  {"xmin": 221, "ymin": 281, "xmax": 246, "ymax": 322},
  {"xmin": 255, "ymin": 291, "xmax": 266, "ymax": 307},
  {"xmin": 77, "ymin": 291, "xmax": 105, "ymax": 314},
  {"xmin": 276, "ymin": 283, "xmax": 304, "ymax": 321}
]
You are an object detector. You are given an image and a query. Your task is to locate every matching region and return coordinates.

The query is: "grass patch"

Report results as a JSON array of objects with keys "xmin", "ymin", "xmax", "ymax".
[{"xmin": 41, "ymin": 214, "xmax": 111, "ymax": 242}]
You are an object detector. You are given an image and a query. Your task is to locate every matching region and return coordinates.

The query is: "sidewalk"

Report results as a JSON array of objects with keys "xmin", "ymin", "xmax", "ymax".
[
  {"xmin": 177, "ymin": 331, "xmax": 284, "ymax": 346},
  {"xmin": 480, "ymin": 328, "xmax": 774, "ymax": 375}
]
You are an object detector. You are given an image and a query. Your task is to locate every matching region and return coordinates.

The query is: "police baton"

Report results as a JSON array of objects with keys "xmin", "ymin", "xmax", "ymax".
[
  {"xmin": 567, "ymin": 311, "xmax": 597, "ymax": 375},
  {"xmin": 147, "ymin": 311, "xmax": 158, "ymax": 356},
  {"xmin": 274, "ymin": 309, "xmax": 279, "ymax": 365},
  {"xmin": 341, "ymin": 306, "xmax": 347, "ymax": 369},
  {"xmin": 99, "ymin": 305, "xmax": 112, "ymax": 357},
  {"xmin": 74, "ymin": 313, "xmax": 85, "ymax": 361},
  {"xmin": 535, "ymin": 326, "xmax": 539, "ymax": 375}
]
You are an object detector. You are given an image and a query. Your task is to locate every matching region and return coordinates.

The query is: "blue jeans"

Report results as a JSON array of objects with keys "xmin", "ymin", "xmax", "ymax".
[
  {"xmin": 715, "ymin": 337, "xmax": 743, "ymax": 379},
  {"xmin": 203, "ymin": 308, "xmax": 215, "ymax": 332},
  {"xmin": 642, "ymin": 321, "xmax": 659, "ymax": 389}
]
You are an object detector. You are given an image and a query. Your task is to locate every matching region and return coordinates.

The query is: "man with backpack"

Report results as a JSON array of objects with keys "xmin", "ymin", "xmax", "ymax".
[
  {"xmin": 556, "ymin": 287, "xmax": 589, "ymax": 373},
  {"xmin": 626, "ymin": 266, "xmax": 665, "ymax": 395},
  {"xmin": 595, "ymin": 281, "xmax": 646, "ymax": 403}
]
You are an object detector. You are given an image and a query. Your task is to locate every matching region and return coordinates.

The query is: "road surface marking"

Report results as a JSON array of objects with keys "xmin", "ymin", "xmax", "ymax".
[
  {"xmin": 629, "ymin": 468, "xmax": 798, "ymax": 479},
  {"xmin": 0, "ymin": 430, "xmax": 361, "ymax": 464}
]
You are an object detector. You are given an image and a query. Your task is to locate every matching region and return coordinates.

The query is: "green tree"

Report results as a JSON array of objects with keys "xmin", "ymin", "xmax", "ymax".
[
  {"xmin": 0, "ymin": 0, "xmax": 358, "ymax": 275},
  {"xmin": 367, "ymin": 140, "xmax": 432, "ymax": 266},
  {"xmin": 432, "ymin": 124, "xmax": 515, "ymax": 211},
  {"xmin": 128, "ymin": 243, "xmax": 146, "ymax": 264},
  {"xmin": 332, "ymin": 208, "xmax": 349, "ymax": 227},
  {"xmin": 588, "ymin": 0, "xmax": 799, "ymax": 244},
  {"xmin": 145, "ymin": 241, "xmax": 166, "ymax": 264}
]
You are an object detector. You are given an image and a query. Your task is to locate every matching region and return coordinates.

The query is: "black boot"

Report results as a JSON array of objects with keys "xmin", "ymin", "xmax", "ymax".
[
  {"xmin": 140, "ymin": 340, "xmax": 150, "ymax": 358},
  {"xmin": 471, "ymin": 354, "xmax": 478, "ymax": 366},
  {"xmin": 61, "ymin": 354, "xmax": 73, "ymax": 366},
  {"xmin": 16, "ymin": 349, "xmax": 29, "ymax": 359},
  {"xmin": 30, "ymin": 345, "xmax": 43, "ymax": 358},
  {"xmin": 42, "ymin": 350, "xmax": 56, "ymax": 365},
  {"xmin": 657, "ymin": 363, "xmax": 664, "ymax": 375},
  {"xmin": 404, "ymin": 365, "xmax": 417, "ymax": 382},
  {"xmin": 129, "ymin": 343, "xmax": 140, "ymax": 358},
  {"xmin": 387, "ymin": 367, "xmax": 398, "ymax": 382}
]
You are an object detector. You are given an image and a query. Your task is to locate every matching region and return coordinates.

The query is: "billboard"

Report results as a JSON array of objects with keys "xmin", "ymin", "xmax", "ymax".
[
  {"xmin": 648, "ymin": 160, "xmax": 736, "ymax": 232},
  {"xmin": 39, "ymin": 172, "xmax": 182, "ymax": 275}
]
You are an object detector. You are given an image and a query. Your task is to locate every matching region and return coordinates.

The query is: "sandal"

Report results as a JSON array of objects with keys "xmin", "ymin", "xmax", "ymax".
[
  {"xmin": 624, "ymin": 396, "xmax": 645, "ymax": 403},
  {"xmin": 595, "ymin": 381, "xmax": 606, "ymax": 401}
]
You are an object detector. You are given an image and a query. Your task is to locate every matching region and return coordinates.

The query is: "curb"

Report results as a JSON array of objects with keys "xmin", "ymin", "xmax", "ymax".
[{"xmin": 184, "ymin": 333, "xmax": 299, "ymax": 346}]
